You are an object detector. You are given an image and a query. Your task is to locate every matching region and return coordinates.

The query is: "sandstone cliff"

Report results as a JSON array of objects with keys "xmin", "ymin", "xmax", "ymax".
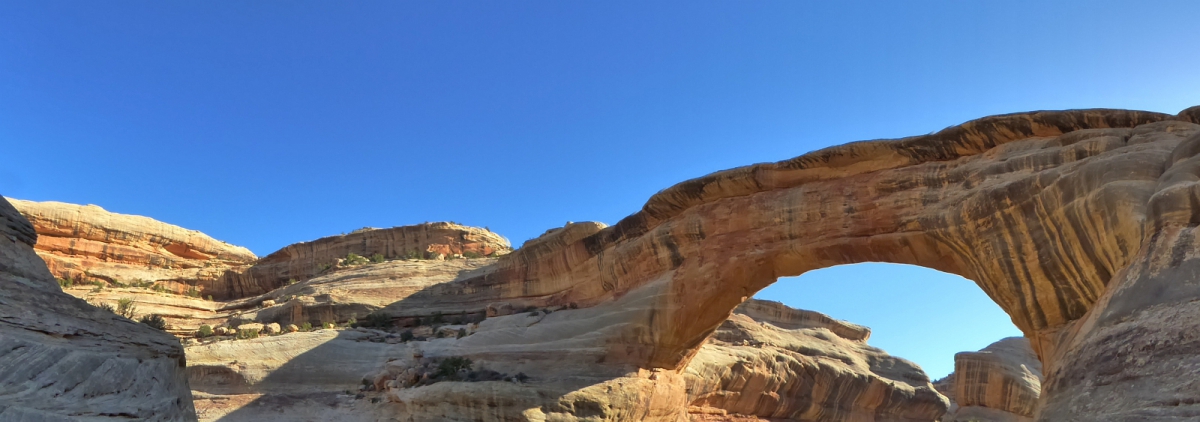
[
  {"xmin": 10, "ymin": 199, "xmax": 257, "ymax": 296},
  {"xmin": 11, "ymin": 199, "xmax": 511, "ymax": 300},
  {"xmin": 0, "ymin": 196, "xmax": 196, "ymax": 421},
  {"xmin": 936, "ymin": 337, "xmax": 1042, "ymax": 422}
]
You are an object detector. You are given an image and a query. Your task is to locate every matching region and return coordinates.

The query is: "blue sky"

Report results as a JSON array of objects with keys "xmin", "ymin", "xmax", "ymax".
[{"xmin": 2, "ymin": 1, "xmax": 1197, "ymax": 379}]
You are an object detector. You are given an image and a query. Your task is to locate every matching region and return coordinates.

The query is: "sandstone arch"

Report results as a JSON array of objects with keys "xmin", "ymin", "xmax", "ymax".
[{"xmin": 474, "ymin": 107, "xmax": 1200, "ymax": 419}]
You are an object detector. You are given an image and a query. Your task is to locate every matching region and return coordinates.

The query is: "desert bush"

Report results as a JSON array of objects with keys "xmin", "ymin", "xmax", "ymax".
[
  {"xmin": 236, "ymin": 328, "xmax": 259, "ymax": 340},
  {"xmin": 400, "ymin": 330, "xmax": 414, "ymax": 342},
  {"xmin": 343, "ymin": 253, "xmax": 369, "ymax": 266},
  {"xmin": 286, "ymin": 278, "xmax": 298, "ymax": 285},
  {"xmin": 457, "ymin": 328, "xmax": 467, "ymax": 339},
  {"xmin": 403, "ymin": 249, "xmax": 423, "ymax": 260},
  {"xmin": 462, "ymin": 251, "xmax": 482, "ymax": 259},
  {"xmin": 206, "ymin": 295, "xmax": 214, "ymax": 301},
  {"xmin": 130, "ymin": 279, "xmax": 155, "ymax": 289},
  {"xmin": 347, "ymin": 317, "xmax": 358, "ymax": 328},
  {"xmin": 93, "ymin": 301, "xmax": 116, "ymax": 313},
  {"xmin": 436, "ymin": 357, "xmax": 473, "ymax": 378},
  {"xmin": 57, "ymin": 277, "xmax": 74, "ymax": 288},
  {"xmin": 116, "ymin": 298, "xmax": 137, "ymax": 319},
  {"xmin": 197, "ymin": 325, "xmax": 214, "ymax": 338},
  {"xmin": 186, "ymin": 286, "xmax": 201, "ymax": 298},
  {"xmin": 139, "ymin": 314, "xmax": 167, "ymax": 330},
  {"xmin": 369, "ymin": 253, "xmax": 385, "ymax": 263},
  {"xmin": 301, "ymin": 322, "xmax": 313, "ymax": 332},
  {"xmin": 358, "ymin": 312, "xmax": 391, "ymax": 328}
]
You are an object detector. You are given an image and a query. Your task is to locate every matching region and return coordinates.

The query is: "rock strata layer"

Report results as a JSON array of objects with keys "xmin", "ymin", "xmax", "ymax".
[
  {"xmin": 11, "ymin": 199, "xmax": 511, "ymax": 300},
  {"xmin": 937, "ymin": 337, "xmax": 1042, "ymax": 422},
  {"xmin": 10, "ymin": 199, "xmax": 257, "ymax": 296},
  {"xmin": 0, "ymin": 196, "xmax": 196, "ymax": 421}
]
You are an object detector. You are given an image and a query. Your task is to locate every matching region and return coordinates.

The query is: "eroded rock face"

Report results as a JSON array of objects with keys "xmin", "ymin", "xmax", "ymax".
[
  {"xmin": 218, "ymin": 223, "xmax": 511, "ymax": 299},
  {"xmin": 938, "ymin": 337, "xmax": 1042, "ymax": 422},
  {"xmin": 434, "ymin": 108, "xmax": 1200, "ymax": 419},
  {"xmin": 11, "ymin": 199, "xmax": 511, "ymax": 300},
  {"xmin": 0, "ymin": 196, "xmax": 196, "ymax": 421},
  {"xmin": 686, "ymin": 301, "xmax": 947, "ymax": 421},
  {"xmin": 10, "ymin": 199, "xmax": 257, "ymax": 296}
]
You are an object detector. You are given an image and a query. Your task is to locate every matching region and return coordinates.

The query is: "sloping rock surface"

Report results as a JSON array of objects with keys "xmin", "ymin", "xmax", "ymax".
[{"xmin": 0, "ymin": 196, "xmax": 196, "ymax": 421}]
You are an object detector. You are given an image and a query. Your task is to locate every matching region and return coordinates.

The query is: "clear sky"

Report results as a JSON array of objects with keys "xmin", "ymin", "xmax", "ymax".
[{"xmin": 2, "ymin": 2, "xmax": 1197, "ymax": 379}]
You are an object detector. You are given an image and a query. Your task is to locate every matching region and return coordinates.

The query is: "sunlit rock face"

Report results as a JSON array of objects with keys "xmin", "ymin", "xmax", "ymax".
[
  {"xmin": 11, "ymin": 198, "xmax": 510, "ymax": 300},
  {"xmin": 937, "ymin": 337, "xmax": 1042, "ymax": 422},
  {"xmin": 13, "ymin": 105, "xmax": 1200, "ymax": 421},
  {"xmin": 0, "ymin": 196, "xmax": 195, "ymax": 421},
  {"xmin": 455, "ymin": 106, "xmax": 1200, "ymax": 420},
  {"xmin": 685, "ymin": 300, "xmax": 948, "ymax": 421},
  {"xmin": 9, "ymin": 198, "xmax": 258, "ymax": 296}
]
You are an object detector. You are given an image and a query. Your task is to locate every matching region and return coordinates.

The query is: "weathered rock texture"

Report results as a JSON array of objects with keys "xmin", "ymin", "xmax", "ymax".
[
  {"xmin": 18, "ymin": 105, "xmax": 1200, "ymax": 421},
  {"xmin": 937, "ymin": 337, "xmax": 1042, "ymax": 422},
  {"xmin": 0, "ymin": 195, "xmax": 196, "ymax": 421},
  {"xmin": 219, "ymin": 223, "xmax": 510, "ymax": 299},
  {"xmin": 11, "ymin": 199, "xmax": 511, "ymax": 300},
  {"xmin": 397, "ymin": 107, "xmax": 1200, "ymax": 420},
  {"xmin": 685, "ymin": 300, "xmax": 946, "ymax": 421},
  {"xmin": 10, "ymin": 199, "xmax": 257, "ymax": 296},
  {"xmin": 184, "ymin": 281, "xmax": 944, "ymax": 422}
]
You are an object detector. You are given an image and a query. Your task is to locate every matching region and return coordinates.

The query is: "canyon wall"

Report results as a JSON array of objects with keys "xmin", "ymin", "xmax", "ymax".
[
  {"xmin": 12, "ymin": 105, "xmax": 1200, "ymax": 420},
  {"xmin": 0, "ymin": 196, "xmax": 196, "ymax": 421},
  {"xmin": 11, "ymin": 200, "xmax": 510, "ymax": 300}
]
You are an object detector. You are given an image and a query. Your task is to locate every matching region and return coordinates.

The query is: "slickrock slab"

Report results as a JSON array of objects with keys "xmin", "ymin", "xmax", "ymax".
[
  {"xmin": 185, "ymin": 295, "xmax": 943, "ymax": 421},
  {"xmin": 0, "ymin": 196, "xmax": 196, "ymax": 421},
  {"xmin": 937, "ymin": 337, "xmax": 1042, "ymax": 422}
]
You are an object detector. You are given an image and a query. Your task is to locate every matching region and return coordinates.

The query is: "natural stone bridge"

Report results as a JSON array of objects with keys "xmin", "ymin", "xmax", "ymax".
[{"xmin": 468, "ymin": 106, "xmax": 1200, "ymax": 420}]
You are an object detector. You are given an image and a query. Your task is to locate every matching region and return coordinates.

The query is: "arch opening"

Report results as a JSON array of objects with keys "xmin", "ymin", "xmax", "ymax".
[{"xmin": 752, "ymin": 262, "xmax": 1022, "ymax": 380}]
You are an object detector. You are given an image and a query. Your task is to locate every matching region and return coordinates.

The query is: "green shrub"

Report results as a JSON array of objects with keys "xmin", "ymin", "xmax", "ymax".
[
  {"xmin": 139, "ymin": 314, "xmax": 167, "ymax": 330},
  {"xmin": 347, "ymin": 317, "xmax": 358, "ymax": 328},
  {"xmin": 206, "ymin": 295, "xmax": 214, "ymax": 301},
  {"xmin": 94, "ymin": 301, "xmax": 116, "ymax": 313},
  {"xmin": 462, "ymin": 251, "xmax": 482, "ymax": 259},
  {"xmin": 431, "ymin": 311, "xmax": 444, "ymax": 324},
  {"xmin": 457, "ymin": 328, "xmax": 467, "ymax": 339},
  {"xmin": 152, "ymin": 283, "xmax": 170, "ymax": 293},
  {"xmin": 185, "ymin": 286, "xmax": 201, "ymax": 298},
  {"xmin": 317, "ymin": 263, "xmax": 333, "ymax": 273},
  {"xmin": 197, "ymin": 325, "xmax": 214, "ymax": 338},
  {"xmin": 403, "ymin": 249, "xmax": 423, "ymax": 260},
  {"xmin": 286, "ymin": 278, "xmax": 298, "ymax": 285},
  {"xmin": 400, "ymin": 330, "xmax": 414, "ymax": 342},
  {"xmin": 110, "ymin": 279, "xmax": 127, "ymax": 288},
  {"xmin": 359, "ymin": 312, "xmax": 391, "ymax": 328},
  {"xmin": 57, "ymin": 277, "xmax": 74, "ymax": 288},
  {"xmin": 130, "ymin": 279, "xmax": 155, "ymax": 289},
  {"xmin": 369, "ymin": 253, "xmax": 385, "ymax": 263},
  {"xmin": 435, "ymin": 357, "xmax": 473, "ymax": 378},
  {"xmin": 116, "ymin": 298, "xmax": 137, "ymax": 319},
  {"xmin": 236, "ymin": 328, "xmax": 259, "ymax": 340},
  {"xmin": 343, "ymin": 253, "xmax": 369, "ymax": 266},
  {"xmin": 301, "ymin": 322, "xmax": 313, "ymax": 332}
]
